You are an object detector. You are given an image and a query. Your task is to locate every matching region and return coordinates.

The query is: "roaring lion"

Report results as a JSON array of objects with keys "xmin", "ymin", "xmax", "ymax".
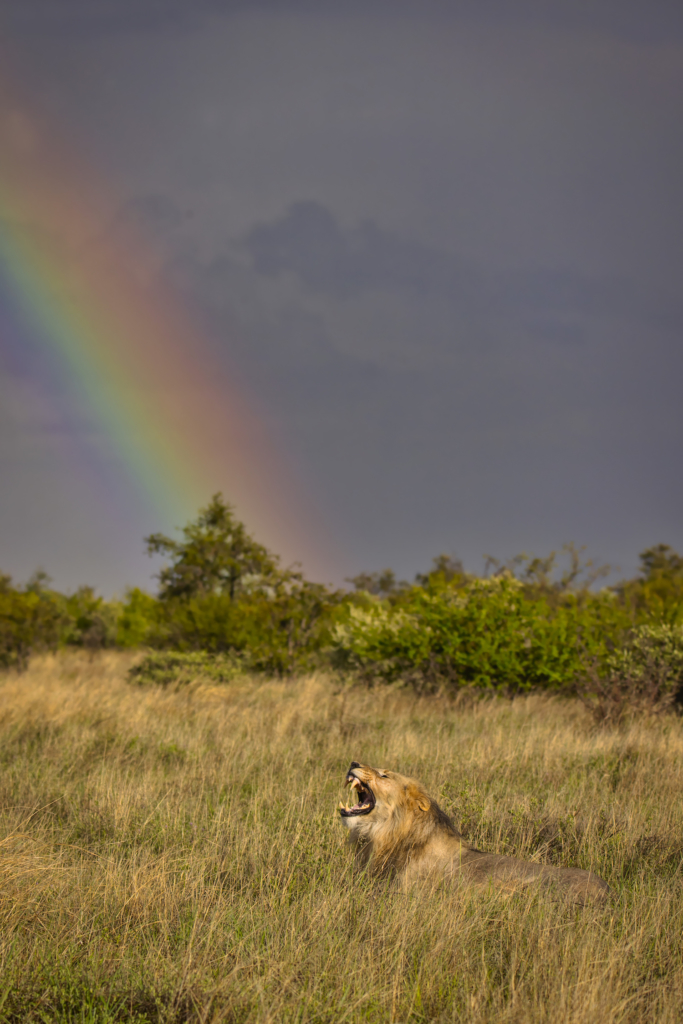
[{"xmin": 339, "ymin": 762, "xmax": 609, "ymax": 903}]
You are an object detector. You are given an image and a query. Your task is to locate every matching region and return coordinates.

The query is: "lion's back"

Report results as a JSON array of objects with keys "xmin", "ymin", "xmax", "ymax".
[{"xmin": 457, "ymin": 850, "xmax": 610, "ymax": 903}]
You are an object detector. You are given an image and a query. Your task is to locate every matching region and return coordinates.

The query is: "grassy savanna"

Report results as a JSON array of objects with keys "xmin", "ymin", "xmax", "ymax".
[{"xmin": 1, "ymin": 654, "xmax": 682, "ymax": 1022}]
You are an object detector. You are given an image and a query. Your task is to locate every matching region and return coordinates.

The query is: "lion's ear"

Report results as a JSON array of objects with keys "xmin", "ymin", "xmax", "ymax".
[{"xmin": 417, "ymin": 798, "xmax": 430, "ymax": 813}]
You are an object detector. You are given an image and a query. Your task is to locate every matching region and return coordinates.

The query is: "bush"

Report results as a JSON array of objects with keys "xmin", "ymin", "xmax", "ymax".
[
  {"xmin": 62, "ymin": 586, "xmax": 120, "ymax": 649},
  {"xmin": 4, "ymin": 530, "xmax": 682, "ymax": 701},
  {"xmin": 128, "ymin": 650, "xmax": 243, "ymax": 687},
  {"xmin": 577, "ymin": 624, "xmax": 683, "ymax": 724},
  {"xmin": 613, "ymin": 544, "xmax": 683, "ymax": 624},
  {"xmin": 0, "ymin": 584, "xmax": 68, "ymax": 670},
  {"xmin": 331, "ymin": 575, "xmax": 628, "ymax": 693},
  {"xmin": 115, "ymin": 588, "xmax": 160, "ymax": 648},
  {"xmin": 606, "ymin": 623, "xmax": 683, "ymax": 686},
  {"xmin": 0, "ymin": 576, "xmax": 159, "ymax": 668},
  {"xmin": 146, "ymin": 582, "xmax": 339, "ymax": 676}
]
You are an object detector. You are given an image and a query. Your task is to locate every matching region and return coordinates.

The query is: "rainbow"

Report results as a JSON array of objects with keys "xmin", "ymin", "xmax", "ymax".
[{"xmin": 0, "ymin": 76, "xmax": 336, "ymax": 581}]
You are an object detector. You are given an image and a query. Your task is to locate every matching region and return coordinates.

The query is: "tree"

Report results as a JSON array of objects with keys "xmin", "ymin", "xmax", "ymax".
[
  {"xmin": 346, "ymin": 569, "xmax": 403, "ymax": 597},
  {"xmin": 639, "ymin": 544, "xmax": 683, "ymax": 581},
  {"xmin": 145, "ymin": 494, "xmax": 280, "ymax": 601},
  {"xmin": 144, "ymin": 496, "xmax": 344, "ymax": 672},
  {"xmin": 612, "ymin": 544, "xmax": 683, "ymax": 624},
  {"xmin": 415, "ymin": 554, "xmax": 465, "ymax": 588},
  {"xmin": 484, "ymin": 543, "xmax": 610, "ymax": 599},
  {"xmin": 0, "ymin": 575, "xmax": 67, "ymax": 670}
]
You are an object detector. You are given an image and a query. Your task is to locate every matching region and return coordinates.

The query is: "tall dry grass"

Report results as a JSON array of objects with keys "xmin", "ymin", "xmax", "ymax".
[{"xmin": 0, "ymin": 652, "xmax": 682, "ymax": 1022}]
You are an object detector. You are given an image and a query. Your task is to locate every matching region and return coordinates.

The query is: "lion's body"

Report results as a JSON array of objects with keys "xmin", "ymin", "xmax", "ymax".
[{"xmin": 340, "ymin": 763, "xmax": 609, "ymax": 904}]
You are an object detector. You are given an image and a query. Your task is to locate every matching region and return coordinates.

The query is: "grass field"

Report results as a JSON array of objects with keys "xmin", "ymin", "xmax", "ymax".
[{"xmin": 1, "ymin": 652, "xmax": 682, "ymax": 1023}]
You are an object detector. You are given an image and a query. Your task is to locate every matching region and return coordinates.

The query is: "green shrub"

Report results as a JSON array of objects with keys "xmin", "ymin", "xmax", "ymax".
[
  {"xmin": 4, "ymin": 528, "xmax": 681, "ymax": 699},
  {"xmin": 0, "ymin": 585, "xmax": 68, "ymax": 669},
  {"xmin": 146, "ymin": 582, "xmax": 339, "ymax": 676},
  {"xmin": 128, "ymin": 650, "xmax": 243, "ymax": 687},
  {"xmin": 576, "ymin": 624, "xmax": 683, "ymax": 724},
  {"xmin": 606, "ymin": 623, "xmax": 683, "ymax": 688},
  {"xmin": 62, "ymin": 586, "xmax": 120, "ymax": 649},
  {"xmin": 613, "ymin": 544, "xmax": 683, "ymax": 624},
  {"xmin": 576, "ymin": 623, "xmax": 683, "ymax": 723},
  {"xmin": 331, "ymin": 575, "xmax": 627, "ymax": 693},
  {"xmin": 115, "ymin": 587, "xmax": 160, "ymax": 647}
]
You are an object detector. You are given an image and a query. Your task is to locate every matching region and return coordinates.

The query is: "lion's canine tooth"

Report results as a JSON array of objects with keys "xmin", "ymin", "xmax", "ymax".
[{"xmin": 350, "ymin": 778, "xmax": 361, "ymax": 791}]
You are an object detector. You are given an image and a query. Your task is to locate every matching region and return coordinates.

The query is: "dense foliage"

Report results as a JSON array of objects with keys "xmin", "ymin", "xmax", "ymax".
[
  {"xmin": 2, "ymin": 497, "xmax": 683, "ymax": 705},
  {"xmin": 1, "ymin": 496, "xmax": 343, "ymax": 676},
  {"xmin": 331, "ymin": 575, "xmax": 628, "ymax": 692},
  {"xmin": 333, "ymin": 545, "xmax": 683, "ymax": 706}
]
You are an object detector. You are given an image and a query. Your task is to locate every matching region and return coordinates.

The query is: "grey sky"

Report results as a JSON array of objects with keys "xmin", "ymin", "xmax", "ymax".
[{"xmin": 1, "ymin": 1, "xmax": 681, "ymax": 592}]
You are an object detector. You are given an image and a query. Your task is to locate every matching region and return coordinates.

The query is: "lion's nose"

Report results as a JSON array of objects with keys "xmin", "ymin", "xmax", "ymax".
[{"xmin": 349, "ymin": 761, "xmax": 360, "ymax": 770}]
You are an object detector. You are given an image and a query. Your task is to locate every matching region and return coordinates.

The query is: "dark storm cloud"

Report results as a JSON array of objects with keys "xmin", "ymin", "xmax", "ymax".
[
  {"xmin": 446, "ymin": 0, "xmax": 683, "ymax": 44},
  {"xmin": 243, "ymin": 201, "xmax": 683, "ymax": 336},
  {"xmin": 244, "ymin": 201, "xmax": 468, "ymax": 301},
  {"xmin": 1, "ymin": 2, "xmax": 682, "ymax": 592},
  {"xmin": 4, "ymin": 0, "xmax": 683, "ymax": 45},
  {"xmin": 158, "ymin": 212, "xmax": 385, "ymax": 405},
  {"xmin": 135, "ymin": 176, "xmax": 680, "ymax": 581},
  {"xmin": 1, "ymin": 0, "xmax": 205, "ymax": 34}
]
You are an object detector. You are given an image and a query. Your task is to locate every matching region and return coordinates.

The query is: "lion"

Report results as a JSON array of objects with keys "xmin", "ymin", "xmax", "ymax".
[{"xmin": 339, "ymin": 761, "xmax": 609, "ymax": 903}]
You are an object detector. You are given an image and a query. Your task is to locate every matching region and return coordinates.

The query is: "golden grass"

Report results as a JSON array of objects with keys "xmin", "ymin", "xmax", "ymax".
[{"xmin": 1, "ymin": 651, "xmax": 682, "ymax": 1022}]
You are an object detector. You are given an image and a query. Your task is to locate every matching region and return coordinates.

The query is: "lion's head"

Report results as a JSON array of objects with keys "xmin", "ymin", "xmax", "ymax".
[{"xmin": 339, "ymin": 761, "xmax": 461, "ymax": 875}]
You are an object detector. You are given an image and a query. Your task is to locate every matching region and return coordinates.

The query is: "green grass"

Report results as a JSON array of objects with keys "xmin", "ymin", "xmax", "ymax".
[{"xmin": 1, "ymin": 652, "xmax": 682, "ymax": 1022}]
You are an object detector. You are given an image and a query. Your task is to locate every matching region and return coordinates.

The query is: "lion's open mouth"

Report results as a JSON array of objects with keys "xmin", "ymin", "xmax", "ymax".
[{"xmin": 339, "ymin": 773, "xmax": 376, "ymax": 817}]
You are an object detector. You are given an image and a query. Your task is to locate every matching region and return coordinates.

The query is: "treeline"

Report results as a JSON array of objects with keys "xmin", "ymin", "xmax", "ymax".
[{"xmin": 2, "ymin": 495, "xmax": 683, "ymax": 716}]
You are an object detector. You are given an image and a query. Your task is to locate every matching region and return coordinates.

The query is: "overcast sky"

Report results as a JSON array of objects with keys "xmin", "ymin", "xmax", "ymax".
[{"xmin": 1, "ymin": 0, "xmax": 682, "ymax": 592}]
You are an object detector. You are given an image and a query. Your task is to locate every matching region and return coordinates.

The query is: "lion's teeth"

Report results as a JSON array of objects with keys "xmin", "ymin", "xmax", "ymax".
[{"xmin": 350, "ymin": 778, "xmax": 361, "ymax": 790}]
